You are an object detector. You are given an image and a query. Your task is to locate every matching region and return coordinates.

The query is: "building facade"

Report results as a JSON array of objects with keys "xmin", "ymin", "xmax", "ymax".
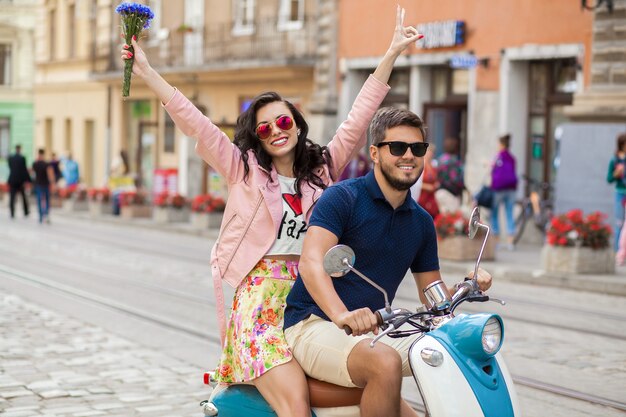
[
  {"xmin": 0, "ymin": 0, "xmax": 38, "ymax": 181},
  {"xmin": 34, "ymin": 0, "xmax": 331, "ymax": 196},
  {"xmin": 337, "ymin": 0, "xmax": 593, "ymax": 198}
]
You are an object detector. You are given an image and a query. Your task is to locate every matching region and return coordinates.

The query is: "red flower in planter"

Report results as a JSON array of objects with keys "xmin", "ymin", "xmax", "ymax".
[
  {"xmin": 546, "ymin": 209, "xmax": 611, "ymax": 249},
  {"xmin": 433, "ymin": 211, "xmax": 468, "ymax": 239},
  {"xmin": 191, "ymin": 194, "xmax": 226, "ymax": 213},
  {"xmin": 154, "ymin": 192, "xmax": 187, "ymax": 208}
]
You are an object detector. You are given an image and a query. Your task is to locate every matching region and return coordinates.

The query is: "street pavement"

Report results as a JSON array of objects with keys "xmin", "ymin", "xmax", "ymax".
[
  {"xmin": 1, "ymin": 207, "xmax": 625, "ymax": 416},
  {"xmin": 0, "ymin": 291, "xmax": 208, "ymax": 417}
]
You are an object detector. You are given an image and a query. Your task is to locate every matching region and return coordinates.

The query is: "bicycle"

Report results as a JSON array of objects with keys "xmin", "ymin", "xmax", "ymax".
[{"xmin": 513, "ymin": 175, "xmax": 554, "ymax": 245}]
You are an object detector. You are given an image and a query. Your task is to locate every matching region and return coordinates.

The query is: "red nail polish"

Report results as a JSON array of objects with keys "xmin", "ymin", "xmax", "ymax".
[
  {"xmin": 128, "ymin": 52, "xmax": 133, "ymax": 57},
  {"xmin": 132, "ymin": 35, "xmax": 137, "ymax": 41},
  {"xmin": 418, "ymin": 34, "xmax": 424, "ymax": 40},
  {"xmin": 123, "ymin": 44, "xmax": 129, "ymax": 49}
]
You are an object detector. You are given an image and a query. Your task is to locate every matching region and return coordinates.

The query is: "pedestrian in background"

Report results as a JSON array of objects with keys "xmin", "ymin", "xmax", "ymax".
[
  {"xmin": 49, "ymin": 152, "xmax": 63, "ymax": 185},
  {"xmin": 435, "ymin": 136, "xmax": 465, "ymax": 214},
  {"xmin": 418, "ymin": 144, "xmax": 440, "ymax": 219},
  {"xmin": 32, "ymin": 149, "xmax": 55, "ymax": 224},
  {"xmin": 121, "ymin": 5, "xmax": 422, "ymax": 416},
  {"xmin": 7, "ymin": 144, "xmax": 31, "ymax": 219},
  {"xmin": 338, "ymin": 151, "xmax": 371, "ymax": 181},
  {"xmin": 490, "ymin": 134, "xmax": 518, "ymax": 250},
  {"xmin": 61, "ymin": 153, "xmax": 80, "ymax": 190},
  {"xmin": 606, "ymin": 132, "xmax": 626, "ymax": 252}
]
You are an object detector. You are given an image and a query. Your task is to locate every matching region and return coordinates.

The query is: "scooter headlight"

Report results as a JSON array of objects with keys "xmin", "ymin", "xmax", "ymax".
[
  {"xmin": 482, "ymin": 316, "xmax": 503, "ymax": 355},
  {"xmin": 436, "ymin": 313, "xmax": 504, "ymax": 361}
]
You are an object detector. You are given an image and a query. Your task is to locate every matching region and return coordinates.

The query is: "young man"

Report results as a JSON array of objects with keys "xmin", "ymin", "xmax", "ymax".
[
  {"xmin": 7, "ymin": 144, "xmax": 31, "ymax": 219},
  {"xmin": 32, "ymin": 149, "xmax": 55, "ymax": 224},
  {"xmin": 284, "ymin": 107, "xmax": 492, "ymax": 417}
]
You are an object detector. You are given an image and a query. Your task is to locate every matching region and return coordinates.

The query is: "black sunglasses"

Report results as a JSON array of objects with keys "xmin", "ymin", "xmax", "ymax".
[{"xmin": 376, "ymin": 141, "xmax": 429, "ymax": 157}]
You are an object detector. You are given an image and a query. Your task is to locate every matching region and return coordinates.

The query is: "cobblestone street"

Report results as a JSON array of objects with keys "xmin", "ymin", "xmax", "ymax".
[{"xmin": 0, "ymin": 292, "xmax": 209, "ymax": 417}]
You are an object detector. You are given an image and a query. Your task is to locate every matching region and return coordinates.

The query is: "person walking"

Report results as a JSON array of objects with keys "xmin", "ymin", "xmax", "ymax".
[
  {"xmin": 7, "ymin": 144, "xmax": 31, "ymax": 219},
  {"xmin": 121, "ymin": 6, "xmax": 422, "ymax": 416},
  {"xmin": 435, "ymin": 136, "xmax": 465, "ymax": 213},
  {"xmin": 61, "ymin": 153, "xmax": 80, "ymax": 190},
  {"xmin": 490, "ymin": 134, "xmax": 518, "ymax": 250},
  {"xmin": 607, "ymin": 132, "xmax": 626, "ymax": 252},
  {"xmin": 49, "ymin": 152, "xmax": 63, "ymax": 185},
  {"xmin": 417, "ymin": 144, "xmax": 440, "ymax": 219},
  {"xmin": 32, "ymin": 149, "xmax": 55, "ymax": 224}
]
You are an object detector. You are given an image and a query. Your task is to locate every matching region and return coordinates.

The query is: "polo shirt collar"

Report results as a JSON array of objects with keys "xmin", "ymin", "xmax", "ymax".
[{"xmin": 364, "ymin": 171, "xmax": 416, "ymax": 212}]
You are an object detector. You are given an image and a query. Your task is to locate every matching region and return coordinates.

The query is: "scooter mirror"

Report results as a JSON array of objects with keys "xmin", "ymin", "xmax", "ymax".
[
  {"xmin": 323, "ymin": 245, "xmax": 356, "ymax": 278},
  {"xmin": 468, "ymin": 207, "xmax": 481, "ymax": 239}
]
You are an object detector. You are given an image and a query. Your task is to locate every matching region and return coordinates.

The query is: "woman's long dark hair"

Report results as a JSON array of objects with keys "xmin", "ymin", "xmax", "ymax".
[{"xmin": 233, "ymin": 92, "xmax": 332, "ymax": 195}]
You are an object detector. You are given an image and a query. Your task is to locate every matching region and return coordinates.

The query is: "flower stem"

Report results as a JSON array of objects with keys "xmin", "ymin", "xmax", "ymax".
[{"xmin": 122, "ymin": 55, "xmax": 134, "ymax": 98}]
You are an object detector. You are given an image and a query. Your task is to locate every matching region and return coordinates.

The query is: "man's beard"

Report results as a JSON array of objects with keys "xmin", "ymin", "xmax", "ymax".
[{"xmin": 380, "ymin": 161, "xmax": 422, "ymax": 191}]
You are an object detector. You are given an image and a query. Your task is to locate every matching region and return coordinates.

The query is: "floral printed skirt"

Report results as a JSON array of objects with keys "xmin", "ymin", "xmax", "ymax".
[{"xmin": 214, "ymin": 259, "xmax": 298, "ymax": 384}]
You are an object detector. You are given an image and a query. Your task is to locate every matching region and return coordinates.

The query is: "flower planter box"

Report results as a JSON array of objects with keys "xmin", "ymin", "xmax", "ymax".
[
  {"xmin": 541, "ymin": 245, "xmax": 615, "ymax": 274},
  {"xmin": 120, "ymin": 205, "xmax": 152, "ymax": 219},
  {"xmin": 62, "ymin": 198, "xmax": 88, "ymax": 212},
  {"xmin": 190, "ymin": 211, "xmax": 223, "ymax": 229},
  {"xmin": 89, "ymin": 201, "xmax": 113, "ymax": 216},
  {"xmin": 153, "ymin": 206, "xmax": 190, "ymax": 223},
  {"xmin": 50, "ymin": 196, "xmax": 63, "ymax": 208},
  {"xmin": 437, "ymin": 231, "xmax": 495, "ymax": 262}
]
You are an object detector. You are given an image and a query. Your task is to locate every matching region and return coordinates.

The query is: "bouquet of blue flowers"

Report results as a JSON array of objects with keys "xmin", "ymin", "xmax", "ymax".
[{"xmin": 116, "ymin": 2, "xmax": 154, "ymax": 98}]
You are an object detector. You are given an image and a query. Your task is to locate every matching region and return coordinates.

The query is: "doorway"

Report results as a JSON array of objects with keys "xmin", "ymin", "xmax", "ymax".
[{"xmin": 423, "ymin": 104, "xmax": 467, "ymax": 159}]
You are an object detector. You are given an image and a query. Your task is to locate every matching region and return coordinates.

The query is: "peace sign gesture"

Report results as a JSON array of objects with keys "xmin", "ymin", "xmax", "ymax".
[
  {"xmin": 388, "ymin": 5, "xmax": 423, "ymax": 55},
  {"xmin": 372, "ymin": 5, "xmax": 424, "ymax": 84}
]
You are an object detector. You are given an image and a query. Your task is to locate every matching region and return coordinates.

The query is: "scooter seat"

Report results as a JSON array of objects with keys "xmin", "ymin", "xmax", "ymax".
[
  {"xmin": 307, "ymin": 378, "xmax": 362, "ymax": 408},
  {"xmin": 204, "ymin": 372, "xmax": 362, "ymax": 410}
]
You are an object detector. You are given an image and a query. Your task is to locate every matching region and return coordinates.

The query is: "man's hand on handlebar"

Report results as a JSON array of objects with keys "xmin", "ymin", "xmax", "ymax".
[
  {"xmin": 467, "ymin": 267, "xmax": 492, "ymax": 292},
  {"xmin": 334, "ymin": 308, "xmax": 379, "ymax": 336}
]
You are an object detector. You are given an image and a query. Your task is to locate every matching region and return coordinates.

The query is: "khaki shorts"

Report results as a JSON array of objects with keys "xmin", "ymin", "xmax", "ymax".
[{"xmin": 284, "ymin": 315, "xmax": 420, "ymax": 388}]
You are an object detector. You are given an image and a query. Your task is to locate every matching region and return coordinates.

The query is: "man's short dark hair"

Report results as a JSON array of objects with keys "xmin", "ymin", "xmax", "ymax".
[
  {"xmin": 15, "ymin": 144, "xmax": 21, "ymax": 152},
  {"xmin": 38, "ymin": 148, "xmax": 45, "ymax": 156},
  {"xmin": 368, "ymin": 107, "xmax": 426, "ymax": 145}
]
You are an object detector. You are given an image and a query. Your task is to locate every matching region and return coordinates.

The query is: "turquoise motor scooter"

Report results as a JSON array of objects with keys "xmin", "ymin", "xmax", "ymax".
[{"xmin": 201, "ymin": 207, "xmax": 520, "ymax": 417}]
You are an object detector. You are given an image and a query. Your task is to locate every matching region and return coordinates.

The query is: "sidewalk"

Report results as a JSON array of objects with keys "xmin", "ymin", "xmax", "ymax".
[
  {"xmin": 0, "ymin": 292, "xmax": 208, "ymax": 417},
  {"xmin": 55, "ymin": 209, "xmax": 626, "ymax": 297}
]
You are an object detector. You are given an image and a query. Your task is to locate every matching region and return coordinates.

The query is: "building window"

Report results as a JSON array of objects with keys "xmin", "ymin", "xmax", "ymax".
[
  {"xmin": 164, "ymin": 112, "xmax": 175, "ymax": 153},
  {"xmin": 0, "ymin": 44, "xmax": 11, "ymax": 85},
  {"xmin": 431, "ymin": 66, "xmax": 468, "ymax": 102},
  {"xmin": 49, "ymin": 8, "xmax": 56, "ymax": 60},
  {"xmin": 233, "ymin": 0, "xmax": 255, "ymax": 36},
  {"xmin": 68, "ymin": 3, "xmax": 76, "ymax": 58},
  {"xmin": 0, "ymin": 117, "xmax": 10, "ymax": 159},
  {"xmin": 278, "ymin": 0, "xmax": 304, "ymax": 31}
]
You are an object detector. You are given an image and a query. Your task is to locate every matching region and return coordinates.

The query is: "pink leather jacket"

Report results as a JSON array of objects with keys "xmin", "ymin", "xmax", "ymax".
[{"xmin": 164, "ymin": 75, "xmax": 389, "ymax": 340}]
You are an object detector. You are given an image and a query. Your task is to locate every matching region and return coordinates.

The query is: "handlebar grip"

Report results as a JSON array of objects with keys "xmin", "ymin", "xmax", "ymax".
[
  {"xmin": 374, "ymin": 311, "xmax": 384, "ymax": 326},
  {"xmin": 343, "ymin": 325, "xmax": 352, "ymax": 335}
]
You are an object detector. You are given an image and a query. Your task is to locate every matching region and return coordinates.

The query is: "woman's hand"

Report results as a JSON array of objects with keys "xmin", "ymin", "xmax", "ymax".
[
  {"xmin": 387, "ymin": 5, "xmax": 423, "ymax": 56},
  {"xmin": 120, "ymin": 36, "xmax": 152, "ymax": 79},
  {"xmin": 372, "ymin": 6, "xmax": 423, "ymax": 84}
]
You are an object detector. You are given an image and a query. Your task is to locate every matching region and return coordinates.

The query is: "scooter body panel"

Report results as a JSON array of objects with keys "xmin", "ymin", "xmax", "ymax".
[
  {"xmin": 408, "ymin": 314, "xmax": 517, "ymax": 417},
  {"xmin": 409, "ymin": 336, "xmax": 485, "ymax": 417},
  {"xmin": 207, "ymin": 384, "xmax": 359, "ymax": 417}
]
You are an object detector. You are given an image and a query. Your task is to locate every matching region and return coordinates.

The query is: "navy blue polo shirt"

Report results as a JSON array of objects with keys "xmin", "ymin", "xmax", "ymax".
[{"xmin": 284, "ymin": 171, "xmax": 439, "ymax": 329}]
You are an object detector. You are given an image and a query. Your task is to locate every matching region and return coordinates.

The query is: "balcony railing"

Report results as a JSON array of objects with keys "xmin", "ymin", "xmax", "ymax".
[{"xmin": 92, "ymin": 16, "xmax": 318, "ymax": 74}]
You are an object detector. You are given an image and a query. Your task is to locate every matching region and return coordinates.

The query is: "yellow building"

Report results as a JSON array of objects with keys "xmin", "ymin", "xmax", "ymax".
[{"xmin": 35, "ymin": 0, "xmax": 331, "ymax": 196}]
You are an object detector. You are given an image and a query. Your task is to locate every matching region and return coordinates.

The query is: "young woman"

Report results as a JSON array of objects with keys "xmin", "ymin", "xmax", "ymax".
[
  {"xmin": 121, "ymin": 7, "xmax": 422, "ymax": 416},
  {"xmin": 607, "ymin": 132, "xmax": 626, "ymax": 253},
  {"xmin": 490, "ymin": 134, "xmax": 518, "ymax": 250}
]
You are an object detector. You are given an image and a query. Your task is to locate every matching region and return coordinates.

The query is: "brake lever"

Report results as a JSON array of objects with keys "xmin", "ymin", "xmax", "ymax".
[
  {"xmin": 489, "ymin": 297, "xmax": 506, "ymax": 306},
  {"xmin": 369, "ymin": 324, "xmax": 397, "ymax": 348}
]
